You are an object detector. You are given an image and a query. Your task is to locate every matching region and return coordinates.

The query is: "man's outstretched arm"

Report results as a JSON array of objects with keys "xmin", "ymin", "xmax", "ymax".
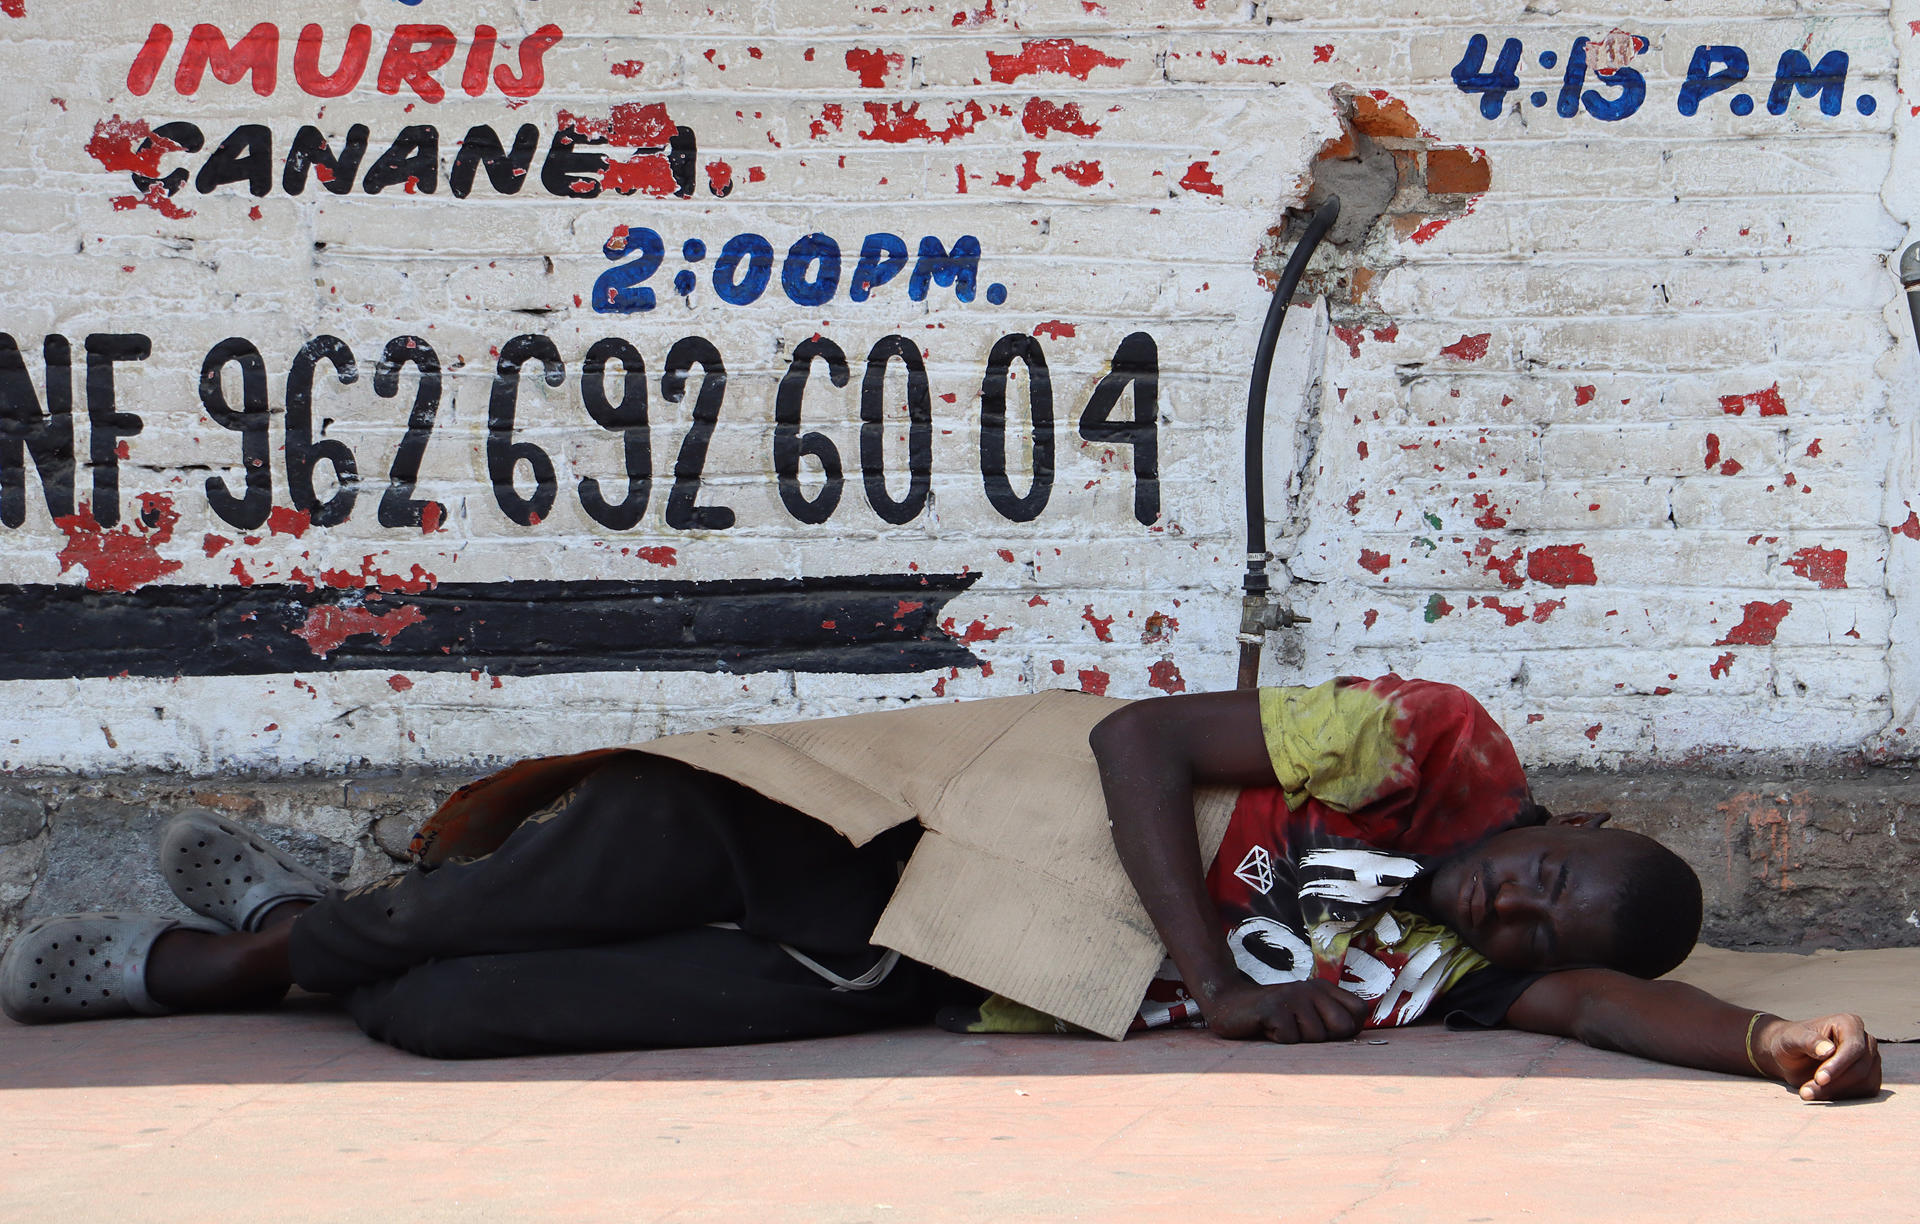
[
  {"xmin": 1507, "ymin": 968, "xmax": 1882, "ymax": 1101},
  {"xmin": 1091, "ymin": 692, "xmax": 1369, "ymax": 1043}
]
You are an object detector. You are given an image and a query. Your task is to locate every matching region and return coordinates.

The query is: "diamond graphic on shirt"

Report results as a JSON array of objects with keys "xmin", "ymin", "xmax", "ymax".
[{"xmin": 1233, "ymin": 845, "xmax": 1275, "ymax": 894}]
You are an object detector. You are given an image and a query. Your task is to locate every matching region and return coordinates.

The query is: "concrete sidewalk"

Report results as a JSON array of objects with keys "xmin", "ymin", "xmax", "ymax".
[{"xmin": 0, "ymin": 1004, "xmax": 1912, "ymax": 1223}]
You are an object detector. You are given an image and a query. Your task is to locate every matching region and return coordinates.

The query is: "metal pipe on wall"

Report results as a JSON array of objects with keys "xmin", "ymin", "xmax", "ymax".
[{"xmin": 1236, "ymin": 196, "xmax": 1341, "ymax": 690}]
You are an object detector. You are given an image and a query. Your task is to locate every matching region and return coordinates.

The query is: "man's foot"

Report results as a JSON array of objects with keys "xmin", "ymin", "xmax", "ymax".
[
  {"xmin": 160, "ymin": 810, "xmax": 336, "ymax": 932},
  {"xmin": 1, "ymin": 913, "xmax": 226, "ymax": 1023},
  {"xmin": 143, "ymin": 921, "xmax": 300, "ymax": 1012}
]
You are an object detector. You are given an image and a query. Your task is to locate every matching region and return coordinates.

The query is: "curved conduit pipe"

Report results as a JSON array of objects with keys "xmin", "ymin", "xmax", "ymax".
[{"xmin": 1236, "ymin": 195, "xmax": 1342, "ymax": 690}]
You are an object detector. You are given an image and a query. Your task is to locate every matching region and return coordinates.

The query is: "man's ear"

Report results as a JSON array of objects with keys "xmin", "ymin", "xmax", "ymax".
[{"xmin": 1549, "ymin": 809, "xmax": 1612, "ymax": 828}]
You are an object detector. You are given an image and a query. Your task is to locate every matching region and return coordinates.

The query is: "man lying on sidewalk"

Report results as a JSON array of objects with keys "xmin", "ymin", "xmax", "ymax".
[{"xmin": 0, "ymin": 676, "xmax": 1881, "ymax": 1101}]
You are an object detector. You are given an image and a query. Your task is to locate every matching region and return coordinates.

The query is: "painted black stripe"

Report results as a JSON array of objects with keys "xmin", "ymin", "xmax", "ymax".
[{"xmin": 0, "ymin": 573, "xmax": 982, "ymax": 680}]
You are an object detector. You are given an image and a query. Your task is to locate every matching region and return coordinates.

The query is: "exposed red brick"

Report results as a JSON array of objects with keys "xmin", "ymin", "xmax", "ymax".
[
  {"xmin": 1426, "ymin": 147, "xmax": 1490, "ymax": 195},
  {"xmin": 1351, "ymin": 92, "xmax": 1419, "ymax": 139}
]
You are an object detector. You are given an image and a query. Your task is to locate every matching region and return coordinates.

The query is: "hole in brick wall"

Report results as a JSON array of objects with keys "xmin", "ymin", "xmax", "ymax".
[{"xmin": 1258, "ymin": 88, "xmax": 1490, "ymax": 331}]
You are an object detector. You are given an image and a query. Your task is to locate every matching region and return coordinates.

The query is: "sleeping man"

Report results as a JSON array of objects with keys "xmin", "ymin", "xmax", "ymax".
[{"xmin": 0, "ymin": 675, "xmax": 1882, "ymax": 1101}]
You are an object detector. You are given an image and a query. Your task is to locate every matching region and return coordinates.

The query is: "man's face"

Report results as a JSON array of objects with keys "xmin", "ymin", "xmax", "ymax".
[{"xmin": 1420, "ymin": 825, "xmax": 1629, "ymax": 972}]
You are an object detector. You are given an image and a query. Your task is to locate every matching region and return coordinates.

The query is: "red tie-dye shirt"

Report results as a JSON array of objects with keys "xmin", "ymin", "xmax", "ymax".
[{"xmin": 1136, "ymin": 675, "xmax": 1541, "ymax": 1032}]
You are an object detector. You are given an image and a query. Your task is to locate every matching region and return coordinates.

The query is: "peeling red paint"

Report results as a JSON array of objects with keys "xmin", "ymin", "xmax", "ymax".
[
  {"xmin": 1805, "ymin": 438, "xmax": 1822, "ymax": 458},
  {"xmin": 1081, "ymin": 605, "xmax": 1115, "ymax": 641},
  {"xmin": 111, "ymin": 181, "xmax": 196, "ymax": 219},
  {"xmin": 1895, "ymin": 510, "xmax": 1920, "ymax": 540},
  {"xmin": 705, "ymin": 160, "xmax": 732, "ymax": 194},
  {"xmin": 808, "ymin": 103, "xmax": 845, "ymax": 139},
  {"xmin": 86, "ymin": 116, "xmax": 176, "ymax": 174},
  {"xmin": 602, "ymin": 151, "xmax": 678, "ymax": 195},
  {"xmin": 1178, "ymin": 160, "xmax": 1223, "ymax": 196},
  {"xmin": 1050, "ymin": 658, "xmax": 1066, "ymax": 675},
  {"xmin": 1362, "ymin": 608, "xmax": 1378, "ymax": 629},
  {"xmin": 1719, "ymin": 382, "xmax": 1787, "ymax": 417},
  {"xmin": 894, "ymin": 599, "xmax": 925, "ymax": 619},
  {"xmin": 292, "ymin": 555, "xmax": 437, "ymax": 594},
  {"xmin": 1032, "ymin": 320, "xmax": 1075, "ymax": 340},
  {"xmin": 1584, "ymin": 724, "xmax": 1602, "ymax": 743},
  {"xmin": 1783, "ymin": 547, "xmax": 1847, "ymax": 589},
  {"xmin": 1441, "ymin": 333, "xmax": 1491, "ymax": 362},
  {"xmin": 1345, "ymin": 491, "xmax": 1365, "ymax": 516},
  {"xmin": 55, "ymin": 495, "xmax": 183, "ymax": 593},
  {"xmin": 1709, "ymin": 651, "xmax": 1736, "ymax": 679},
  {"xmin": 1482, "ymin": 545, "xmax": 1525, "ymax": 589},
  {"xmin": 634, "ymin": 545, "xmax": 677, "ymax": 566},
  {"xmin": 1703, "ymin": 433, "xmax": 1721, "ymax": 471},
  {"xmin": 1531, "ymin": 598, "xmax": 1565, "ymax": 624},
  {"xmin": 1573, "ymin": 385, "xmax": 1596, "ymax": 406},
  {"xmin": 1313, "ymin": 44, "xmax": 1334, "ymax": 62},
  {"xmin": 1147, "ymin": 659, "xmax": 1186, "ymax": 694},
  {"xmin": 951, "ymin": 0, "xmax": 997, "ymax": 26},
  {"xmin": 1478, "ymin": 595, "xmax": 1527, "ymax": 626},
  {"xmin": 1526, "ymin": 544, "xmax": 1596, "ymax": 587},
  {"xmin": 1332, "ymin": 325, "xmax": 1365, "ymax": 358},
  {"xmin": 388, "ymin": 674, "xmax": 414, "ymax": 691},
  {"xmin": 610, "ymin": 59, "xmax": 644, "ymax": 78},
  {"xmin": 1716, "ymin": 600, "xmax": 1791, "ymax": 646},
  {"xmin": 265, "ymin": 505, "xmax": 312, "ymax": 538},
  {"xmin": 1053, "ymin": 159, "xmax": 1102, "ymax": 186},
  {"xmin": 202, "ymin": 533, "xmax": 231, "ymax": 557},
  {"xmin": 1077, "ymin": 665, "xmax": 1111, "ymax": 696},
  {"xmin": 1021, "ymin": 97, "xmax": 1101, "ymax": 138},
  {"xmin": 859, "ymin": 100, "xmax": 986, "ymax": 143},
  {"xmin": 995, "ymin": 548, "xmax": 1017, "ymax": 562},
  {"xmin": 560, "ymin": 101, "xmax": 677, "ymax": 145},
  {"xmin": 942, "ymin": 616, "xmax": 1013, "ymax": 644},
  {"xmin": 1356, "ymin": 441, "xmax": 1368, "ymax": 460},
  {"xmin": 1471, "ymin": 492, "xmax": 1505, "ymax": 529},
  {"xmin": 1357, "ymin": 549, "xmax": 1391, "ymax": 575},
  {"xmin": 845, "ymin": 47, "xmax": 903, "ymax": 87},
  {"xmin": 229, "ymin": 557, "xmax": 256, "ymax": 587},
  {"xmin": 293, "ymin": 603, "xmax": 427, "ymax": 658},
  {"xmin": 986, "ymin": 39, "xmax": 1125, "ymax": 84}
]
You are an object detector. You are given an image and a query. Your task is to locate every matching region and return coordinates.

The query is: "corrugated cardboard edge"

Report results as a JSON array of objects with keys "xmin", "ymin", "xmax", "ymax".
[
  {"xmin": 626, "ymin": 690, "xmax": 1235, "ymax": 1040},
  {"xmin": 634, "ymin": 693, "xmax": 1065, "ymax": 847},
  {"xmin": 1667, "ymin": 945, "xmax": 1920, "ymax": 1042}
]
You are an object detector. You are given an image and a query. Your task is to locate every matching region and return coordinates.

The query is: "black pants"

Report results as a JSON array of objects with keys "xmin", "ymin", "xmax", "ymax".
[{"xmin": 288, "ymin": 754, "xmax": 948, "ymax": 1058}]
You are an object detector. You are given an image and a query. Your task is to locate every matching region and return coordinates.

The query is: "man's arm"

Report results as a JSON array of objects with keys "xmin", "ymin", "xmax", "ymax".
[
  {"xmin": 1507, "ymin": 968, "xmax": 1883, "ymax": 1101},
  {"xmin": 1090, "ymin": 692, "xmax": 1369, "ymax": 1043}
]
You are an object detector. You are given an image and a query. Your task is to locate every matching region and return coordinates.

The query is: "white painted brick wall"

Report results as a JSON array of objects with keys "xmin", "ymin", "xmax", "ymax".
[{"xmin": 0, "ymin": 1, "xmax": 1913, "ymax": 773}]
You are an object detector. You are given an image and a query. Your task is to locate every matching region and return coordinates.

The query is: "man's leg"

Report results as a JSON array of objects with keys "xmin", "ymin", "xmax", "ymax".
[
  {"xmin": 288, "ymin": 753, "xmax": 751, "ymax": 994},
  {"xmin": 144, "ymin": 753, "xmax": 746, "ymax": 1007},
  {"xmin": 342, "ymin": 927, "xmax": 940, "ymax": 1059}
]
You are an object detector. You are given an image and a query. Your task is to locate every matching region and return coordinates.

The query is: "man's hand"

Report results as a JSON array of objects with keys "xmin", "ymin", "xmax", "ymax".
[
  {"xmin": 1203, "ymin": 979, "xmax": 1371, "ymax": 1044},
  {"xmin": 1758, "ymin": 1013, "xmax": 1882, "ymax": 1102}
]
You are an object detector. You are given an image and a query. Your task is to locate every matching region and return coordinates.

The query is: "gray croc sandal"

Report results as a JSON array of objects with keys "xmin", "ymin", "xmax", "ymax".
[
  {"xmin": 1, "ymin": 912, "xmax": 225, "ymax": 1024},
  {"xmin": 160, "ymin": 809, "xmax": 336, "ymax": 933}
]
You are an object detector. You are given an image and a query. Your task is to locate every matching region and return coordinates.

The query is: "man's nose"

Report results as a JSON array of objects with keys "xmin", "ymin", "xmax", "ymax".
[{"xmin": 1491, "ymin": 882, "xmax": 1544, "ymax": 920}]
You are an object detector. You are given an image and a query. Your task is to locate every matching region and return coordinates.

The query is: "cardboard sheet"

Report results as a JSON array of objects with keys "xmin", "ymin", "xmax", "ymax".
[
  {"xmin": 638, "ymin": 690, "xmax": 1237, "ymax": 1040},
  {"xmin": 1668, "ymin": 946, "xmax": 1920, "ymax": 1041}
]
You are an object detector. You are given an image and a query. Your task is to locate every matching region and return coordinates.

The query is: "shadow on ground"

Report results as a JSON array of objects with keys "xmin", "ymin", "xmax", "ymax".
[{"xmin": 2, "ymin": 999, "xmax": 1911, "ymax": 1096}]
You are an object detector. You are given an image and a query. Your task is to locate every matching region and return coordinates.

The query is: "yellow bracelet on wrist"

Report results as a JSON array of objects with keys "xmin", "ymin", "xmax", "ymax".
[{"xmin": 1744, "ymin": 1011, "xmax": 1767, "ymax": 1076}]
